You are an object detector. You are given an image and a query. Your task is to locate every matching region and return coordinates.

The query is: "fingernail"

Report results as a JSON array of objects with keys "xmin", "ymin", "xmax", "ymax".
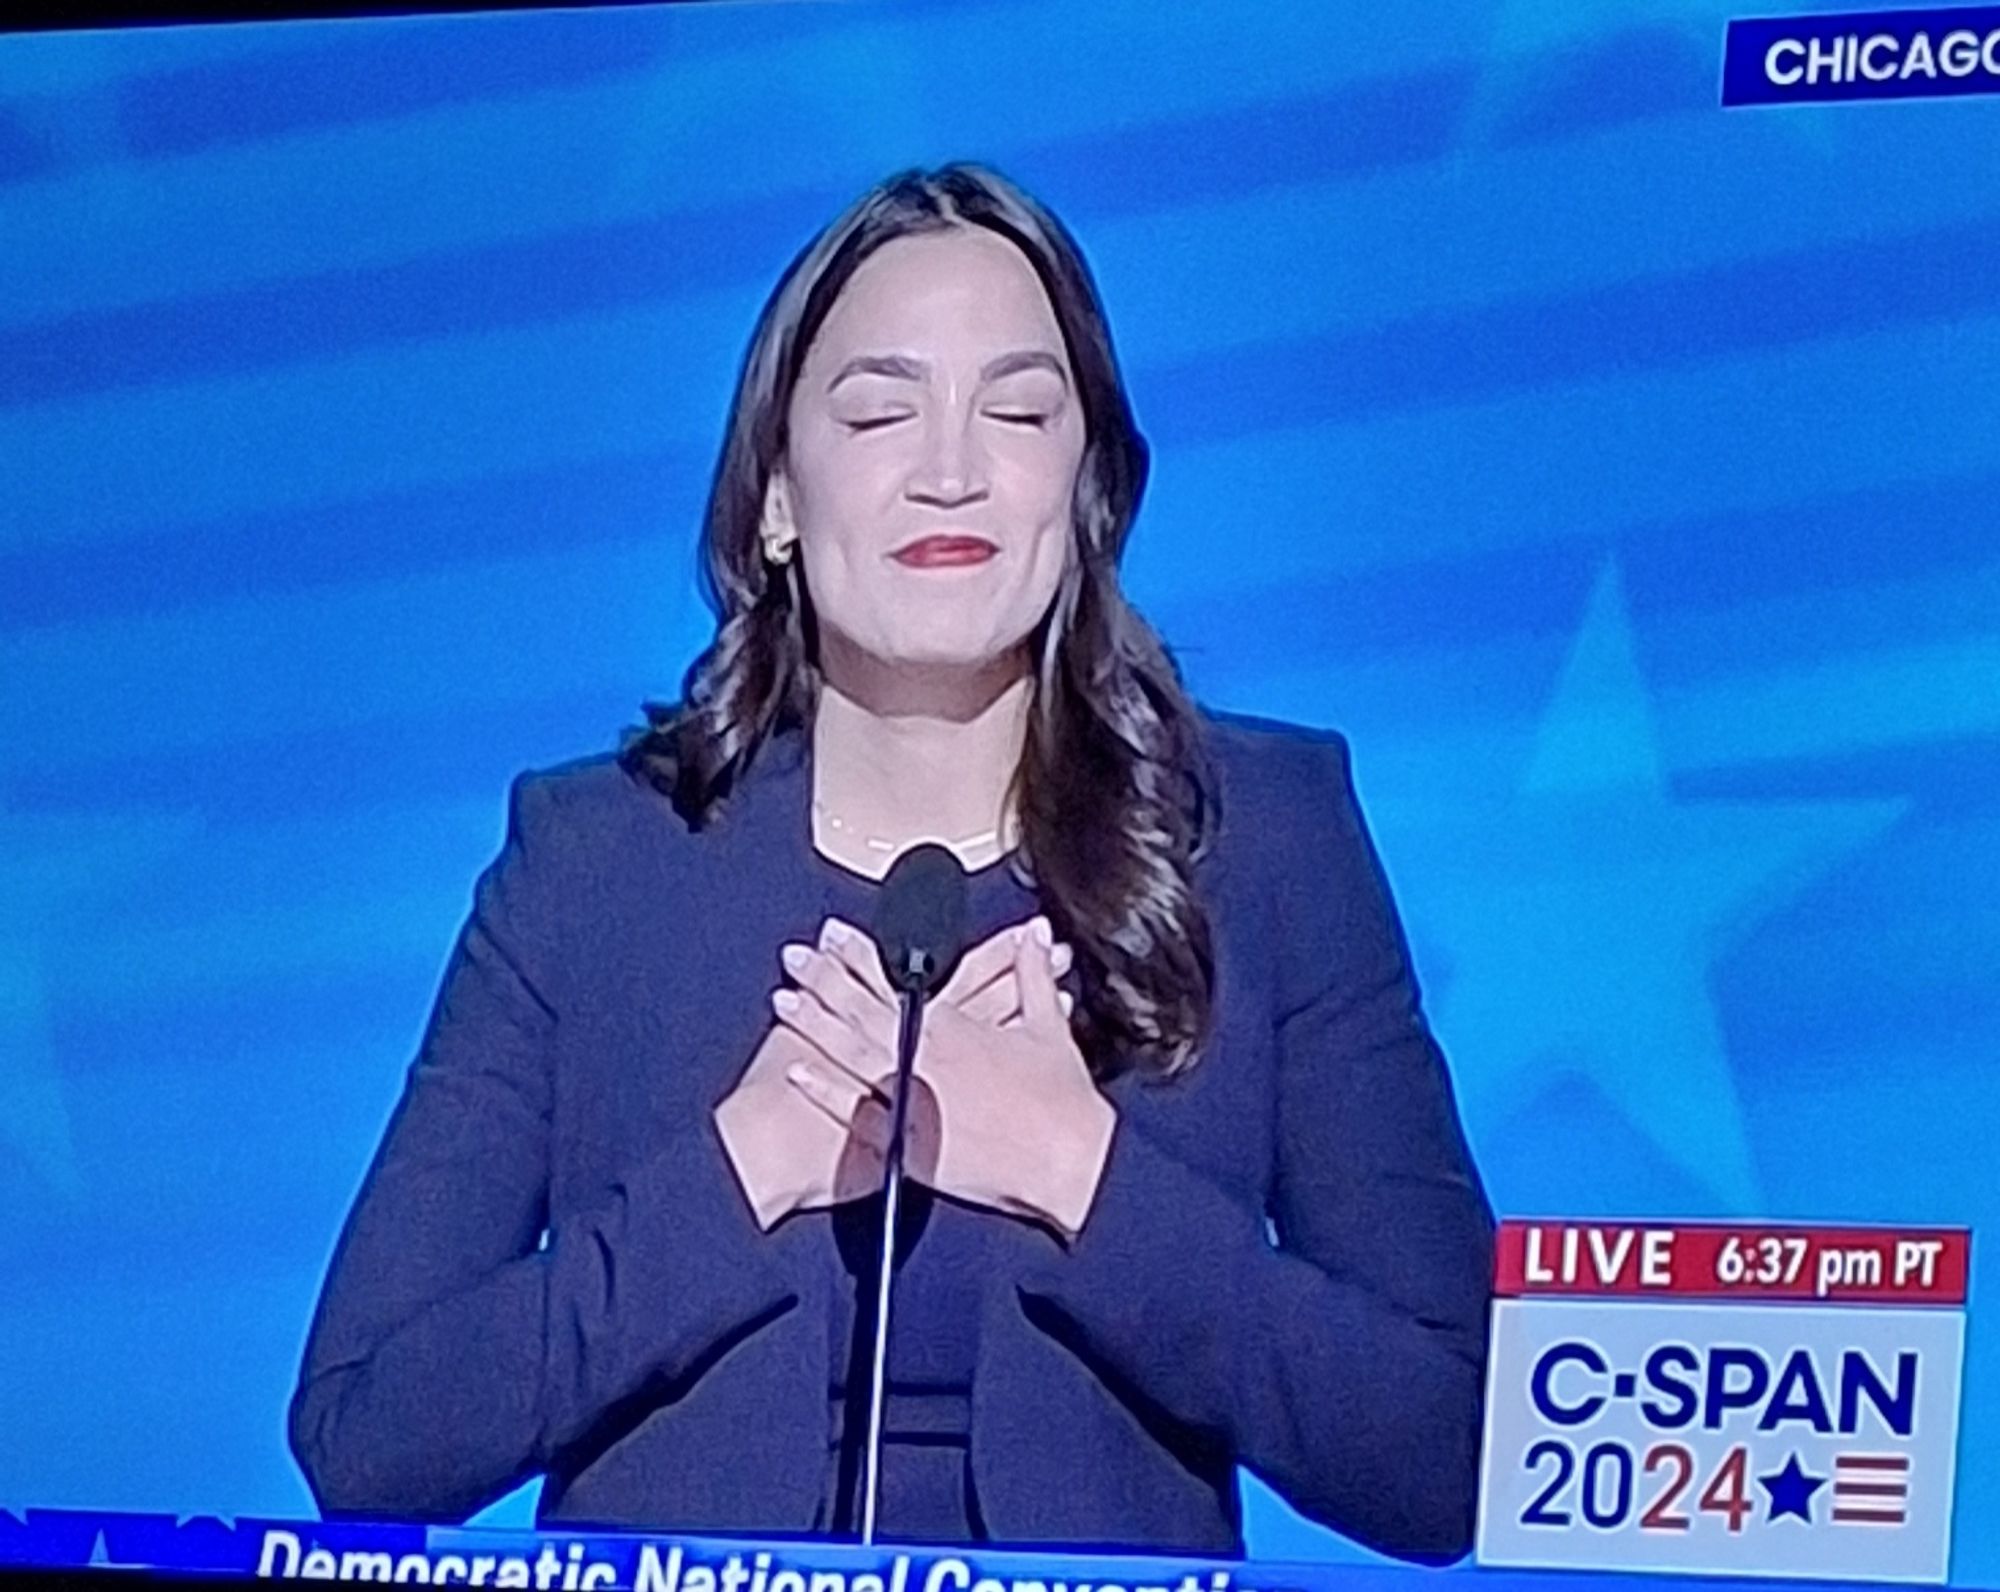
[
  {"xmin": 823, "ymin": 918, "xmax": 853, "ymax": 947},
  {"xmin": 1032, "ymin": 917, "xmax": 1053, "ymax": 947},
  {"xmin": 781, "ymin": 944, "xmax": 811, "ymax": 974},
  {"xmin": 772, "ymin": 989, "xmax": 801, "ymax": 1013}
]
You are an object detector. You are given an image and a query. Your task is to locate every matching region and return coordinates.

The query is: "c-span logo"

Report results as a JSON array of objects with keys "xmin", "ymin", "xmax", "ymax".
[{"xmin": 1475, "ymin": 1221, "xmax": 1968, "ymax": 1583}]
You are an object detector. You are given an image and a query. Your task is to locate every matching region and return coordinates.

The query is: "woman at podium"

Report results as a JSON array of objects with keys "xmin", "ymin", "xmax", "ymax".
[{"xmin": 289, "ymin": 161, "xmax": 1495, "ymax": 1562}]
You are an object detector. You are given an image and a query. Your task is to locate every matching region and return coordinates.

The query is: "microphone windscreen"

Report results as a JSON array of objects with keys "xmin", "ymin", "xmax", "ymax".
[{"xmin": 872, "ymin": 843, "xmax": 970, "ymax": 995}]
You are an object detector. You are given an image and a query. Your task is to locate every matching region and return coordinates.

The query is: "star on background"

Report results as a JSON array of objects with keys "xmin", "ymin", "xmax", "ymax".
[
  {"xmin": 1413, "ymin": 559, "xmax": 1905, "ymax": 1209},
  {"xmin": 1760, "ymin": 1452, "xmax": 1827, "ymax": 1523}
]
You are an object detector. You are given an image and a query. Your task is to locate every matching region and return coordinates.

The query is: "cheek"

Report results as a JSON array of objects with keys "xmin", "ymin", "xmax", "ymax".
[
  {"xmin": 980, "ymin": 454, "xmax": 1077, "ymax": 616},
  {"xmin": 791, "ymin": 470, "xmax": 889, "ymax": 586},
  {"xmin": 797, "ymin": 533, "xmax": 875, "ymax": 635},
  {"xmin": 978, "ymin": 520, "xmax": 1071, "ymax": 651},
  {"xmin": 1021, "ymin": 514, "xmax": 1072, "ymax": 601},
  {"xmin": 1020, "ymin": 457, "xmax": 1081, "ymax": 574}
]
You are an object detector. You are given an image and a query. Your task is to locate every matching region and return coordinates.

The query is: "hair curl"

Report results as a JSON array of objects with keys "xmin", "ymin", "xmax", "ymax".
[{"xmin": 621, "ymin": 161, "xmax": 1215, "ymax": 1079}]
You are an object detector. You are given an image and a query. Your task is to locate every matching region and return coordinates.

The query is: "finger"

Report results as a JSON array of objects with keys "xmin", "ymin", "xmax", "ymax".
[
  {"xmin": 782, "ymin": 942, "xmax": 882, "ymax": 1031},
  {"xmin": 1015, "ymin": 916, "xmax": 1064, "ymax": 1034},
  {"xmin": 956, "ymin": 969, "xmax": 1021, "ymax": 1027},
  {"xmin": 937, "ymin": 921, "xmax": 1066, "ymax": 1008},
  {"xmin": 999, "ymin": 987, "xmax": 1071, "ymax": 1032},
  {"xmin": 936, "ymin": 922, "xmax": 1027, "ymax": 1007},
  {"xmin": 942, "ymin": 927, "xmax": 1070, "ymax": 1021},
  {"xmin": 996, "ymin": 984, "xmax": 1072, "ymax": 1032},
  {"xmin": 784, "ymin": 1056, "xmax": 878, "ymax": 1135},
  {"xmin": 772, "ymin": 989, "xmax": 885, "ymax": 1086},
  {"xmin": 818, "ymin": 917, "xmax": 898, "ymax": 1006}
]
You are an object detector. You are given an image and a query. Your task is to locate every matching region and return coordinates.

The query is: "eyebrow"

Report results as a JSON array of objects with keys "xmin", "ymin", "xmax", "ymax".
[{"xmin": 824, "ymin": 349, "xmax": 1070, "ymax": 394}]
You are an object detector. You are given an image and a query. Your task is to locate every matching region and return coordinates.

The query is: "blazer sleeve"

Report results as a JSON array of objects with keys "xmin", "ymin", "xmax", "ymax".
[
  {"xmin": 1014, "ymin": 731, "xmax": 1495, "ymax": 1563},
  {"xmin": 288, "ymin": 771, "xmax": 799, "ymax": 1521}
]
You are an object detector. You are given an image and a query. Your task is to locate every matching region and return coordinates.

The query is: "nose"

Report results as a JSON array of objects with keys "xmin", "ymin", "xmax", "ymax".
[{"xmin": 904, "ymin": 410, "xmax": 990, "ymax": 510}]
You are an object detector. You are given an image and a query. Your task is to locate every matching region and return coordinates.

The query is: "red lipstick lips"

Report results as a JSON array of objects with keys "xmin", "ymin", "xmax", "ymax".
[{"xmin": 890, "ymin": 534, "xmax": 998, "ymax": 569}]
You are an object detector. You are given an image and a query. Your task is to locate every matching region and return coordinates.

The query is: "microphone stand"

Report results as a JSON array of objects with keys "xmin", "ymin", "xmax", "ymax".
[
  {"xmin": 856, "ymin": 842, "xmax": 964, "ymax": 1546},
  {"xmin": 860, "ymin": 965, "xmax": 928, "ymax": 1547}
]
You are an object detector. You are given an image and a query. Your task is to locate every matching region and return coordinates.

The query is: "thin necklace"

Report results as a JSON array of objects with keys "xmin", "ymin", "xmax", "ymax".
[{"xmin": 811, "ymin": 799, "xmax": 1017, "ymax": 857}]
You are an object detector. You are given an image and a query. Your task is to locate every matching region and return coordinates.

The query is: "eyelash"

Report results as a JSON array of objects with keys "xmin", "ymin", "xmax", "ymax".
[{"xmin": 844, "ymin": 414, "xmax": 1049, "ymax": 434}]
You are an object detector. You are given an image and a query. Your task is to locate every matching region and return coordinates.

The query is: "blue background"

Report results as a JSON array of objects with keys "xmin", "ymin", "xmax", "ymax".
[{"xmin": 1, "ymin": 0, "xmax": 1996, "ymax": 1580}]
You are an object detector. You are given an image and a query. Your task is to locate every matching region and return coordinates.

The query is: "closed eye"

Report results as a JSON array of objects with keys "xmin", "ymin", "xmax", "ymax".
[{"xmin": 991, "ymin": 413, "xmax": 1051, "ymax": 429}]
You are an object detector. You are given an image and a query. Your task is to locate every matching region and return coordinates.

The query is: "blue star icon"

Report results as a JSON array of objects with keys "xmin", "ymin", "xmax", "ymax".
[
  {"xmin": 1760, "ymin": 1452, "xmax": 1826, "ymax": 1524},
  {"xmin": 1412, "ymin": 560, "xmax": 1905, "ymax": 1208}
]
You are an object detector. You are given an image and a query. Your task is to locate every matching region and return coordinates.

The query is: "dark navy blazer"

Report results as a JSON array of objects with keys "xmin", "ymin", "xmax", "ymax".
[{"xmin": 288, "ymin": 712, "xmax": 1495, "ymax": 1560}]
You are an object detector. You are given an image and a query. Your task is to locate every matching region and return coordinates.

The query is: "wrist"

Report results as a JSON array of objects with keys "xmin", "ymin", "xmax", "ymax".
[
  {"xmin": 712, "ymin": 1090, "xmax": 795, "ymax": 1231},
  {"xmin": 1033, "ymin": 1089, "xmax": 1117, "ymax": 1242}
]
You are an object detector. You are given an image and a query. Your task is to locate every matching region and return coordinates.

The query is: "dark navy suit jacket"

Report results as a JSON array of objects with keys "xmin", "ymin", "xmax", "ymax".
[{"xmin": 288, "ymin": 712, "xmax": 1495, "ymax": 1560}]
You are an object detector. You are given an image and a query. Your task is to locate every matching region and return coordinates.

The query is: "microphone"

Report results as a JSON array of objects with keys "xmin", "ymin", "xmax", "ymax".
[
  {"xmin": 858, "ymin": 843, "xmax": 967, "ymax": 1545},
  {"xmin": 872, "ymin": 841, "xmax": 968, "ymax": 995}
]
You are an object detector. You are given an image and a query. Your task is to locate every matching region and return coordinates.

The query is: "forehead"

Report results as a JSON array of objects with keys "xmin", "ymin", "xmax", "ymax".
[{"xmin": 807, "ymin": 227, "xmax": 1067, "ymax": 367}]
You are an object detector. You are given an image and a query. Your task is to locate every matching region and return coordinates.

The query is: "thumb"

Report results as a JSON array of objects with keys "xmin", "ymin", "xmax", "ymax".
[{"xmin": 1015, "ymin": 916, "xmax": 1063, "ymax": 1034}]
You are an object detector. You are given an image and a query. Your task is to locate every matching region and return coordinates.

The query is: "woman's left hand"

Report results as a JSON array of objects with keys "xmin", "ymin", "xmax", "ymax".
[
  {"xmin": 775, "ymin": 915, "xmax": 1117, "ymax": 1240},
  {"xmin": 913, "ymin": 918, "xmax": 1117, "ymax": 1237}
]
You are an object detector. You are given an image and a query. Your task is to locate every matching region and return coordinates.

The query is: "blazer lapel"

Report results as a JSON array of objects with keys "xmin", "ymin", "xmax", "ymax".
[{"xmin": 683, "ymin": 736, "xmax": 836, "ymax": 1527}]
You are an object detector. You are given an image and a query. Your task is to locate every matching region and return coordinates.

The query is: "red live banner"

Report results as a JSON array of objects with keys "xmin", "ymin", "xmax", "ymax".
[{"xmin": 1494, "ymin": 1219, "xmax": 1969, "ymax": 1303}]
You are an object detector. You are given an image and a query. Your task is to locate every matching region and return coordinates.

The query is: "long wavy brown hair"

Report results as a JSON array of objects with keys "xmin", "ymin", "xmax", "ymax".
[{"xmin": 621, "ymin": 161, "xmax": 1216, "ymax": 1078}]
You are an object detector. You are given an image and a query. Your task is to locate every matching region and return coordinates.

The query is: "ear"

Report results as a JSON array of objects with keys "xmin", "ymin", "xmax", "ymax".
[
  {"xmin": 763, "ymin": 469, "xmax": 795, "ymax": 533},
  {"xmin": 761, "ymin": 472, "xmax": 801, "ymax": 566}
]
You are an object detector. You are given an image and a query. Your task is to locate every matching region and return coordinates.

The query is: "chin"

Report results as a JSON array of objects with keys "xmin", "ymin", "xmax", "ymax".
[
  {"xmin": 861, "ymin": 609, "xmax": 1022, "ymax": 670},
  {"xmin": 826, "ymin": 595, "xmax": 1047, "ymax": 683},
  {"xmin": 878, "ymin": 638, "xmax": 1012, "ymax": 673}
]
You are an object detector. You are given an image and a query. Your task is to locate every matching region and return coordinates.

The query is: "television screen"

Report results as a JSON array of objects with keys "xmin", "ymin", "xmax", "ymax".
[{"xmin": 1, "ymin": 0, "xmax": 1994, "ymax": 1586}]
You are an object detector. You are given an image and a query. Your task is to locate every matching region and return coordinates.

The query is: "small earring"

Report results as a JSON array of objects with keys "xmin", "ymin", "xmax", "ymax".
[{"xmin": 760, "ymin": 521, "xmax": 796, "ymax": 565}]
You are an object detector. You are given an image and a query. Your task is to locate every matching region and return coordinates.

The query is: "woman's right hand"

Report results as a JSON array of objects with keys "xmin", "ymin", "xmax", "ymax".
[{"xmin": 713, "ymin": 1018, "xmax": 887, "ymax": 1231}]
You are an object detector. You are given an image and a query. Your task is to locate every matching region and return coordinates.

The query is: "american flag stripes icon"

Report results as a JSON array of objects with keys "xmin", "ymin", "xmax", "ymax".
[{"xmin": 1832, "ymin": 1454, "xmax": 1911, "ymax": 1525}]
